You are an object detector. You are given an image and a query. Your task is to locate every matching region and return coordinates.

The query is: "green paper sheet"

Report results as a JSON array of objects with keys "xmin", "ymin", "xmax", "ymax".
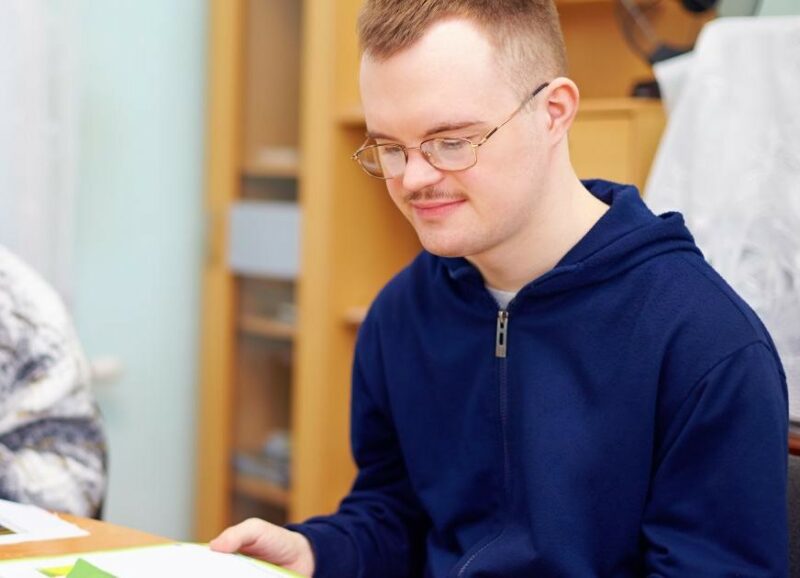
[{"xmin": 65, "ymin": 558, "xmax": 116, "ymax": 578}]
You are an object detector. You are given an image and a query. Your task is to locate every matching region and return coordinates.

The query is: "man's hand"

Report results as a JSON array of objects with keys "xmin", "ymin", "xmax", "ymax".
[{"xmin": 209, "ymin": 518, "xmax": 315, "ymax": 576}]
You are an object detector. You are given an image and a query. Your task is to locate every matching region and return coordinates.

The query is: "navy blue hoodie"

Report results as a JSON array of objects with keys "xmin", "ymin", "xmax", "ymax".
[{"xmin": 293, "ymin": 180, "xmax": 789, "ymax": 577}]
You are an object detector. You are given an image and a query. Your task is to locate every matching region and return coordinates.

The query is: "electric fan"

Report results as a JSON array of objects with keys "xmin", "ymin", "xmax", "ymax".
[{"xmin": 616, "ymin": 0, "xmax": 763, "ymax": 97}]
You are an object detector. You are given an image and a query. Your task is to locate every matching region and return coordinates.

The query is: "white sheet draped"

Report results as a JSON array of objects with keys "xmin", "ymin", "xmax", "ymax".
[{"xmin": 646, "ymin": 16, "xmax": 800, "ymax": 421}]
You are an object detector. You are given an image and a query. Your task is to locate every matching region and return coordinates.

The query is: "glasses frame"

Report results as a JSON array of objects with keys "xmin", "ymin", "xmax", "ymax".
[{"xmin": 351, "ymin": 82, "xmax": 550, "ymax": 180}]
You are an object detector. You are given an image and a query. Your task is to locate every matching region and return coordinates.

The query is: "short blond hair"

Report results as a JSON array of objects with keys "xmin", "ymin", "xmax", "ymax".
[{"xmin": 358, "ymin": 0, "xmax": 567, "ymax": 97}]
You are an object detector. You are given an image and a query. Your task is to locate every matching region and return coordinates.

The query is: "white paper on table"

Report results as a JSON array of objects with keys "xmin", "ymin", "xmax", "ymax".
[
  {"xmin": 0, "ymin": 543, "xmax": 299, "ymax": 577},
  {"xmin": 0, "ymin": 499, "xmax": 87, "ymax": 545}
]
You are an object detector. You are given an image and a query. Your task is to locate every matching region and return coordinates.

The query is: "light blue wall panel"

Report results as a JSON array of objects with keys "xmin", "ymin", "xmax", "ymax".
[
  {"xmin": 72, "ymin": 0, "xmax": 207, "ymax": 540},
  {"xmin": 760, "ymin": 0, "xmax": 800, "ymax": 15}
]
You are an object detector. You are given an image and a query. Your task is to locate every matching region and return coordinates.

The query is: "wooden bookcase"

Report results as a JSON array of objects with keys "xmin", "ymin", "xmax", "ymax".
[
  {"xmin": 196, "ymin": 0, "xmax": 303, "ymax": 539},
  {"xmin": 196, "ymin": 0, "xmax": 695, "ymax": 540}
]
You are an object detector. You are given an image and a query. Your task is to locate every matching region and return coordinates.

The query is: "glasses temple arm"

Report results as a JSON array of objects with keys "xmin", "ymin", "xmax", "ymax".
[{"xmin": 475, "ymin": 81, "xmax": 550, "ymax": 146}]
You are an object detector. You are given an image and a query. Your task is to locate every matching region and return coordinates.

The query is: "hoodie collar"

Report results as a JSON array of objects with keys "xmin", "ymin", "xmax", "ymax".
[{"xmin": 440, "ymin": 180, "xmax": 700, "ymax": 297}]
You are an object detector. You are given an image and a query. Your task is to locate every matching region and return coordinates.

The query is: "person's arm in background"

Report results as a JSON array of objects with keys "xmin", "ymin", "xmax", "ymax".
[
  {"xmin": 642, "ymin": 341, "xmax": 789, "ymax": 576},
  {"xmin": 0, "ymin": 248, "xmax": 107, "ymax": 518}
]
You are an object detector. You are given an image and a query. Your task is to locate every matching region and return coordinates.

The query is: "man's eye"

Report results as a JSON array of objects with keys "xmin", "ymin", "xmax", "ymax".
[
  {"xmin": 438, "ymin": 139, "xmax": 468, "ymax": 150},
  {"xmin": 379, "ymin": 145, "xmax": 404, "ymax": 156}
]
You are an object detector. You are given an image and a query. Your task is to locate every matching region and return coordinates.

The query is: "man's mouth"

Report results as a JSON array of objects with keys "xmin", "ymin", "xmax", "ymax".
[{"xmin": 409, "ymin": 198, "xmax": 466, "ymax": 219}]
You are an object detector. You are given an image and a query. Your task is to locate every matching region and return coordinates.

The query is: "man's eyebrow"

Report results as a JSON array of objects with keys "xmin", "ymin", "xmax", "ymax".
[
  {"xmin": 365, "ymin": 120, "xmax": 486, "ymax": 142},
  {"xmin": 422, "ymin": 120, "xmax": 485, "ymax": 138},
  {"xmin": 364, "ymin": 129, "xmax": 398, "ymax": 141}
]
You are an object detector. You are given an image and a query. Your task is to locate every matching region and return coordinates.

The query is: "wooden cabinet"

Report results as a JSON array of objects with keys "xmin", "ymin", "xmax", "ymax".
[
  {"xmin": 196, "ymin": 0, "xmax": 679, "ymax": 540},
  {"xmin": 196, "ymin": 0, "xmax": 303, "ymax": 540},
  {"xmin": 570, "ymin": 99, "xmax": 665, "ymax": 191}
]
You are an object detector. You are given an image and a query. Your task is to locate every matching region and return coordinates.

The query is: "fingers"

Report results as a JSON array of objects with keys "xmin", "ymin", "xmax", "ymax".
[
  {"xmin": 208, "ymin": 517, "xmax": 315, "ymax": 575},
  {"xmin": 209, "ymin": 518, "xmax": 272, "ymax": 554}
]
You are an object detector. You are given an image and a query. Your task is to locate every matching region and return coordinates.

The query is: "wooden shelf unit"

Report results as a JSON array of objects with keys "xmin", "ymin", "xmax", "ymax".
[
  {"xmin": 198, "ymin": 0, "xmax": 688, "ymax": 540},
  {"xmin": 196, "ymin": 0, "xmax": 303, "ymax": 540}
]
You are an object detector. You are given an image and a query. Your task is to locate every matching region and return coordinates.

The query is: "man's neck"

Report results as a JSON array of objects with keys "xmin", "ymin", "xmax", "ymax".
[{"xmin": 468, "ymin": 175, "xmax": 608, "ymax": 293}]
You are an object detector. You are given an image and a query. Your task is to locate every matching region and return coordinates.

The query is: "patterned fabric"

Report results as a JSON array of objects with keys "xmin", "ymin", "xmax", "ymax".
[{"xmin": 0, "ymin": 245, "xmax": 106, "ymax": 517}]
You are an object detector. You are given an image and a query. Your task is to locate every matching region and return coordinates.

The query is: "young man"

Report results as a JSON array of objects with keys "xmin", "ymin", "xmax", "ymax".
[
  {"xmin": 211, "ymin": 1, "xmax": 789, "ymax": 575},
  {"xmin": 0, "ymin": 245, "xmax": 107, "ymax": 517}
]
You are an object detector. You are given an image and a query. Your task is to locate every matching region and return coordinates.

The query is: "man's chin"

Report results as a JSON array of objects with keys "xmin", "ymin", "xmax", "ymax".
[{"xmin": 418, "ymin": 239, "xmax": 469, "ymax": 258}]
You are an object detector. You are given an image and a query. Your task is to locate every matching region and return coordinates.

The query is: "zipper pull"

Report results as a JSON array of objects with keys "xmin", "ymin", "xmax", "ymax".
[{"xmin": 495, "ymin": 310, "xmax": 509, "ymax": 358}]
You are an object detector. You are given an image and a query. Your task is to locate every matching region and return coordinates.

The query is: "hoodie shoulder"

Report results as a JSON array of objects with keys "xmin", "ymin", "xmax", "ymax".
[
  {"xmin": 637, "ymin": 247, "xmax": 785, "ymax": 407},
  {"xmin": 663, "ymin": 250, "xmax": 775, "ymax": 348}
]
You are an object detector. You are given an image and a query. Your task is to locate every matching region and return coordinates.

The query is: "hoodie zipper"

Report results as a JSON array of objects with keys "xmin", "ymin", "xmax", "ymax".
[
  {"xmin": 455, "ymin": 309, "xmax": 511, "ymax": 577},
  {"xmin": 495, "ymin": 310, "xmax": 509, "ymax": 358}
]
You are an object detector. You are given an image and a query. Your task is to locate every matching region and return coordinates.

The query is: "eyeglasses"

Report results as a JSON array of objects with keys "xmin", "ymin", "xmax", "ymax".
[{"xmin": 351, "ymin": 82, "xmax": 550, "ymax": 180}]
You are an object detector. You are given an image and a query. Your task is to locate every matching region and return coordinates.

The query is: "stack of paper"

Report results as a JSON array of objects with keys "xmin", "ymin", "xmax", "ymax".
[
  {"xmin": 0, "ymin": 499, "xmax": 87, "ymax": 545},
  {"xmin": 0, "ymin": 543, "xmax": 300, "ymax": 577}
]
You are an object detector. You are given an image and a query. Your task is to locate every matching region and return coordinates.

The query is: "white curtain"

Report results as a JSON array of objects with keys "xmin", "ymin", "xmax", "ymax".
[
  {"xmin": 0, "ymin": 0, "xmax": 78, "ymax": 302},
  {"xmin": 646, "ymin": 17, "xmax": 800, "ymax": 422}
]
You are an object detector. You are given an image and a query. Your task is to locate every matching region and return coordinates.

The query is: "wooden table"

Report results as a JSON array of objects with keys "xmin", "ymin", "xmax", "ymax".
[
  {"xmin": 0, "ymin": 514, "xmax": 171, "ymax": 560},
  {"xmin": 790, "ymin": 428, "xmax": 800, "ymax": 456}
]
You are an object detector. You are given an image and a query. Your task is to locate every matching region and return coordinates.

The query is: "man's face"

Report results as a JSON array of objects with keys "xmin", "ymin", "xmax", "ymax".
[{"xmin": 359, "ymin": 18, "xmax": 551, "ymax": 262}]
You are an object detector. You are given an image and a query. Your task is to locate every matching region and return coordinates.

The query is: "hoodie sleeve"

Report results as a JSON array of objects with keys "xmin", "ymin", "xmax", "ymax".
[
  {"xmin": 642, "ymin": 341, "xmax": 789, "ymax": 577},
  {"xmin": 288, "ymin": 310, "xmax": 429, "ymax": 578}
]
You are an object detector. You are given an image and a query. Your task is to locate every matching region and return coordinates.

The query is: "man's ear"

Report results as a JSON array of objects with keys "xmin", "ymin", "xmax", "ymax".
[{"xmin": 543, "ymin": 77, "xmax": 580, "ymax": 145}]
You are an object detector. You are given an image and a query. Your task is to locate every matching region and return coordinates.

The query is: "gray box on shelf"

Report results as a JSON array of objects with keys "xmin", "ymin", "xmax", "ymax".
[
  {"xmin": 234, "ymin": 451, "xmax": 290, "ymax": 488},
  {"xmin": 233, "ymin": 429, "xmax": 292, "ymax": 489},
  {"xmin": 228, "ymin": 200, "xmax": 301, "ymax": 279}
]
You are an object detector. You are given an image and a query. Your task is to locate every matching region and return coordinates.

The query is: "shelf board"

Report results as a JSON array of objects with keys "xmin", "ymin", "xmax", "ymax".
[
  {"xmin": 239, "ymin": 315, "xmax": 296, "ymax": 341},
  {"xmin": 234, "ymin": 474, "xmax": 290, "ymax": 508},
  {"xmin": 342, "ymin": 306, "xmax": 367, "ymax": 327},
  {"xmin": 577, "ymin": 98, "xmax": 663, "ymax": 113},
  {"xmin": 242, "ymin": 146, "xmax": 301, "ymax": 179},
  {"xmin": 242, "ymin": 159, "xmax": 300, "ymax": 179},
  {"xmin": 337, "ymin": 97, "xmax": 663, "ymax": 128}
]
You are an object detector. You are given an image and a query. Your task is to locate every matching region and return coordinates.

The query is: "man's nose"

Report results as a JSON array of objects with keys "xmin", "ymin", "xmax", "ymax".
[{"xmin": 401, "ymin": 149, "xmax": 444, "ymax": 192}]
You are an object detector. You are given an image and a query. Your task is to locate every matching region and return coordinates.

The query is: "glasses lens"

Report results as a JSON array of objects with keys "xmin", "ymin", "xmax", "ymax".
[
  {"xmin": 357, "ymin": 144, "xmax": 405, "ymax": 179},
  {"xmin": 377, "ymin": 145, "xmax": 406, "ymax": 178},
  {"xmin": 423, "ymin": 138, "xmax": 475, "ymax": 171}
]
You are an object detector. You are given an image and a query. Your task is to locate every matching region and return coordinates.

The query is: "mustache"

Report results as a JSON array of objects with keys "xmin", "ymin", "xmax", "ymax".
[{"xmin": 405, "ymin": 187, "xmax": 464, "ymax": 203}]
